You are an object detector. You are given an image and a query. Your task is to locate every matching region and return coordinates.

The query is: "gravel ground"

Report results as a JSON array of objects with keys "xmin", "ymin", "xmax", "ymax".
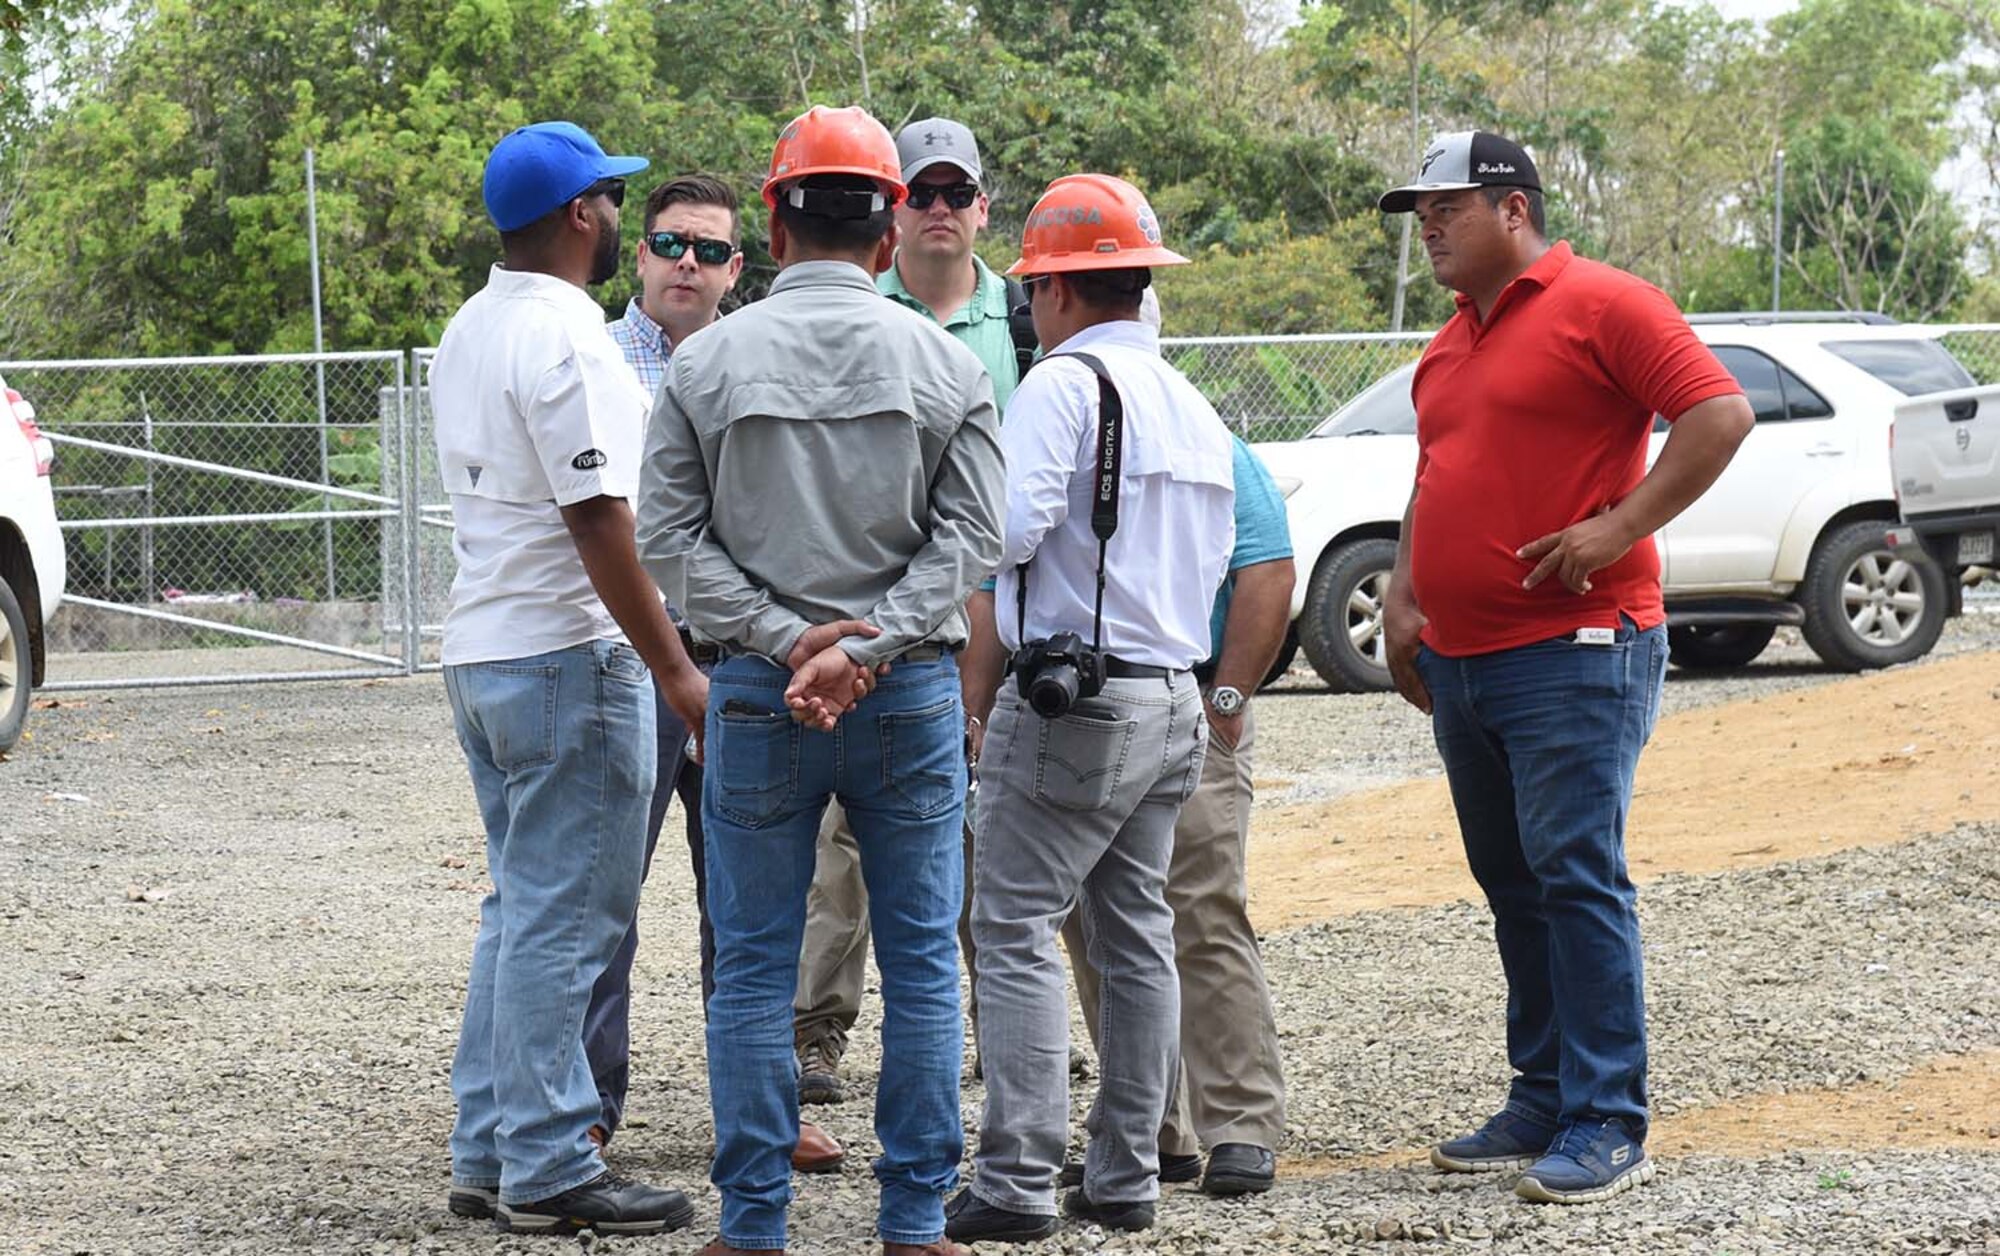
[
  {"xmin": 3, "ymin": 618, "xmax": 1998, "ymax": 1255},
  {"xmin": 1251, "ymin": 612, "xmax": 2000, "ymax": 804}
]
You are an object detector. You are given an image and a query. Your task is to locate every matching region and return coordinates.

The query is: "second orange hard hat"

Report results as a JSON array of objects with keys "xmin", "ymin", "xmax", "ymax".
[{"xmin": 1006, "ymin": 174, "xmax": 1189, "ymax": 276}]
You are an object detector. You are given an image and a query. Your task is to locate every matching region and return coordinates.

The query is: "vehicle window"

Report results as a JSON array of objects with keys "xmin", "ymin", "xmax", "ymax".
[
  {"xmin": 1778, "ymin": 365, "xmax": 1833, "ymax": 419},
  {"xmin": 1314, "ymin": 363, "xmax": 1418, "ymax": 437},
  {"xmin": 1711, "ymin": 346, "xmax": 1786, "ymax": 423},
  {"xmin": 1822, "ymin": 339, "xmax": 1976, "ymax": 396}
]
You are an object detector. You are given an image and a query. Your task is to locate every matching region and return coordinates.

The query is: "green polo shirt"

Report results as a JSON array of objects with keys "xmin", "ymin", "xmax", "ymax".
[{"xmin": 879, "ymin": 253, "xmax": 1020, "ymax": 413}]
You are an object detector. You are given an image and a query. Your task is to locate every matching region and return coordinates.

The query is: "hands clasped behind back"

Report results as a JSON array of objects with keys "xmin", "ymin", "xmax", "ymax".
[{"xmin": 782, "ymin": 619, "xmax": 888, "ymax": 730}]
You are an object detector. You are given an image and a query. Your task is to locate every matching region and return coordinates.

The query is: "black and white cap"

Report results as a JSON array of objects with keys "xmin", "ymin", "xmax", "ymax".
[{"xmin": 1378, "ymin": 131, "xmax": 1540, "ymax": 214}]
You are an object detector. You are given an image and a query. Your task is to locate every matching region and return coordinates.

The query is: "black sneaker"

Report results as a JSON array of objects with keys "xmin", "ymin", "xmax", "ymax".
[
  {"xmin": 447, "ymin": 1184, "xmax": 498, "ymax": 1220},
  {"xmin": 494, "ymin": 1171, "xmax": 696, "ymax": 1236},
  {"xmin": 1063, "ymin": 1188, "xmax": 1155, "ymax": 1232},
  {"xmin": 1058, "ymin": 1151, "xmax": 1201, "ymax": 1188},
  {"xmin": 1200, "ymin": 1143, "xmax": 1276, "ymax": 1196},
  {"xmin": 942, "ymin": 1188, "xmax": 1058, "ymax": 1243}
]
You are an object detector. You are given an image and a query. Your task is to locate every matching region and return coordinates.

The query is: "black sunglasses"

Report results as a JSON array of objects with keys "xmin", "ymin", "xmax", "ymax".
[
  {"xmin": 645, "ymin": 231, "xmax": 738, "ymax": 266},
  {"xmin": 580, "ymin": 177, "xmax": 626, "ymax": 208},
  {"xmin": 905, "ymin": 182, "xmax": 979, "ymax": 210}
]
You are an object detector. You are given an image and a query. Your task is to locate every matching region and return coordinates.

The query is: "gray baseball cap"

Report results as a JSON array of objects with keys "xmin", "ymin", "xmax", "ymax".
[
  {"xmin": 1378, "ymin": 130, "xmax": 1540, "ymax": 213},
  {"xmin": 896, "ymin": 118, "xmax": 984, "ymax": 185}
]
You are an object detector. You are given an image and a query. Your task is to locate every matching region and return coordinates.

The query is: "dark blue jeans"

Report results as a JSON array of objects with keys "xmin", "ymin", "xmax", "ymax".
[
  {"xmin": 703, "ymin": 654, "xmax": 967, "ymax": 1250},
  {"xmin": 1416, "ymin": 618, "xmax": 1667, "ymax": 1139},
  {"xmin": 582, "ymin": 678, "xmax": 710, "ymax": 1138}
]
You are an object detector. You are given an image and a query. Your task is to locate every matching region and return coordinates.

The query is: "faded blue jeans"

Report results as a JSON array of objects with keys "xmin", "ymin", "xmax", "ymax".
[
  {"xmin": 1416, "ymin": 618, "xmax": 1667, "ymax": 1140},
  {"xmin": 583, "ymin": 676, "xmax": 708, "ymax": 1138},
  {"xmin": 702, "ymin": 654, "xmax": 967, "ymax": 1250},
  {"xmin": 444, "ymin": 639, "xmax": 655, "ymax": 1205}
]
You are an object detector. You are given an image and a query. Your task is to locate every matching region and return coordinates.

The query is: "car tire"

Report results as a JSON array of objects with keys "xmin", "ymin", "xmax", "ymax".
[
  {"xmin": 1666, "ymin": 623, "xmax": 1776, "ymax": 671},
  {"xmin": 1260, "ymin": 633, "xmax": 1299, "ymax": 690},
  {"xmin": 0, "ymin": 573, "xmax": 30, "ymax": 753},
  {"xmin": 1299, "ymin": 538, "xmax": 1398, "ymax": 693},
  {"xmin": 1797, "ymin": 519, "xmax": 1948, "ymax": 672}
]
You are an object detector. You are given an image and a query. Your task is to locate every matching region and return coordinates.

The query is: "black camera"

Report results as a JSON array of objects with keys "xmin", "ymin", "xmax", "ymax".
[{"xmin": 1012, "ymin": 631, "xmax": 1107, "ymax": 718}]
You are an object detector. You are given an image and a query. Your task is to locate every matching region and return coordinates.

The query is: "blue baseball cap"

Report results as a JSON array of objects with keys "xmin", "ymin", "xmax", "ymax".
[{"xmin": 482, "ymin": 121, "xmax": 650, "ymax": 233}]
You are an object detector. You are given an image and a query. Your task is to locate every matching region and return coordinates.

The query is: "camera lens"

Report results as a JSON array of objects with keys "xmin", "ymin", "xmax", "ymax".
[{"xmin": 1028, "ymin": 662, "xmax": 1081, "ymax": 718}]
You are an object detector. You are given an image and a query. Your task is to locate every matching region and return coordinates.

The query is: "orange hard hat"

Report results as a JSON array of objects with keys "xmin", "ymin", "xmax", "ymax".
[
  {"xmin": 761, "ymin": 105, "xmax": 907, "ymax": 210},
  {"xmin": 1006, "ymin": 174, "xmax": 1190, "ymax": 276}
]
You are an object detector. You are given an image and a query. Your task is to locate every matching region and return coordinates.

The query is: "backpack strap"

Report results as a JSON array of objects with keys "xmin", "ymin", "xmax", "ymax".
[{"xmin": 1004, "ymin": 276, "xmax": 1038, "ymax": 381}]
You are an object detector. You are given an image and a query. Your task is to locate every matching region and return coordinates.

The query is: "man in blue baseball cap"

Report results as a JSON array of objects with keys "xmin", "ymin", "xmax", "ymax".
[{"xmin": 430, "ymin": 120, "xmax": 707, "ymax": 1237}]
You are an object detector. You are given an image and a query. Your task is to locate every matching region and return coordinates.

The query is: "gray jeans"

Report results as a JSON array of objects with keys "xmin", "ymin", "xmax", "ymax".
[{"xmin": 970, "ymin": 672, "xmax": 1206, "ymax": 1213}]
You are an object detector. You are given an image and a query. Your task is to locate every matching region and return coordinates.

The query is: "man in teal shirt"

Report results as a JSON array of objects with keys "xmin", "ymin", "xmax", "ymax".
[{"xmin": 793, "ymin": 116, "xmax": 1024, "ymax": 1104}]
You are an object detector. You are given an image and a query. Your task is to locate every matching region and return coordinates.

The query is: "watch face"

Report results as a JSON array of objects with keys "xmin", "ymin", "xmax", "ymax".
[{"xmin": 1211, "ymin": 686, "xmax": 1244, "ymax": 715}]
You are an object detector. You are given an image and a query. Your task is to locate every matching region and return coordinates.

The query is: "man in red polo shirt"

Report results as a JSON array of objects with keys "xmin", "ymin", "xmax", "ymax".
[{"xmin": 1379, "ymin": 131, "xmax": 1753, "ymax": 1204}]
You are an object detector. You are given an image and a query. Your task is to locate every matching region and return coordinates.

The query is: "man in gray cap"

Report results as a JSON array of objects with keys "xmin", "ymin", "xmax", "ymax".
[{"xmin": 791, "ymin": 116, "xmax": 1042, "ymax": 1105}]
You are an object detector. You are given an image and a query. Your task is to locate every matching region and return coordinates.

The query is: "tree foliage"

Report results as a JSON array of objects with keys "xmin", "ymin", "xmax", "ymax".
[{"xmin": 0, "ymin": 0, "xmax": 1992, "ymax": 359}]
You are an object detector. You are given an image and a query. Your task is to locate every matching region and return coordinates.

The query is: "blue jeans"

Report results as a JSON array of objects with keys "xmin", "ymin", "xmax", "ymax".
[
  {"xmin": 443, "ymin": 640, "xmax": 656, "ymax": 1204},
  {"xmin": 703, "ymin": 655, "xmax": 967, "ymax": 1249},
  {"xmin": 583, "ymin": 677, "xmax": 709, "ymax": 1137},
  {"xmin": 1416, "ymin": 619, "xmax": 1667, "ymax": 1139}
]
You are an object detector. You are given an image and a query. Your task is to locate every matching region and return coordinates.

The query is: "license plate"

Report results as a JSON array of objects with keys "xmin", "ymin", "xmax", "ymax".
[{"xmin": 1957, "ymin": 530, "xmax": 1996, "ymax": 566}]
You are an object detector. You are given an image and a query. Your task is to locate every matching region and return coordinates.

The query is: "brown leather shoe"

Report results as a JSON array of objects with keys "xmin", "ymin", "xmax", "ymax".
[
  {"xmin": 883, "ymin": 1242, "xmax": 969, "ymax": 1256},
  {"xmin": 698, "ymin": 1241, "xmax": 783, "ymax": 1255},
  {"xmin": 792, "ymin": 1119, "xmax": 845, "ymax": 1174}
]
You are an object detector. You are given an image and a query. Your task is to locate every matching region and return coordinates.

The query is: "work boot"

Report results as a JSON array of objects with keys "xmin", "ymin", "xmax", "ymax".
[
  {"xmin": 1201, "ymin": 1143, "xmax": 1276, "ymax": 1196},
  {"xmin": 797, "ymin": 1029, "xmax": 848, "ymax": 1105},
  {"xmin": 494, "ymin": 1170, "xmax": 696, "ymax": 1235}
]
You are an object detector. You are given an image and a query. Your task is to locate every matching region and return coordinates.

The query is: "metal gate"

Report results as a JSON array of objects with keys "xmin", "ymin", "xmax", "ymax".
[{"xmin": 2, "ymin": 352, "xmax": 421, "ymax": 690}]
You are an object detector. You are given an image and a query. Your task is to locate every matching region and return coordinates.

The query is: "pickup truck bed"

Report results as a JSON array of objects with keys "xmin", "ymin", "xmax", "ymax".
[{"xmin": 1892, "ymin": 383, "xmax": 2000, "ymax": 571}]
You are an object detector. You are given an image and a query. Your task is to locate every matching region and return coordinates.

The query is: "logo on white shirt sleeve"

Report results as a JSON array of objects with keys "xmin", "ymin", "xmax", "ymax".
[{"xmin": 571, "ymin": 449, "xmax": 608, "ymax": 471}]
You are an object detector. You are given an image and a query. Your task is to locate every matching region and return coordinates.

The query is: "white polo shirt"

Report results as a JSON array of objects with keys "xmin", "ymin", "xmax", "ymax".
[
  {"xmin": 430, "ymin": 265, "xmax": 651, "ymax": 666},
  {"xmin": 994, "ymin": 319, "xmax": 1235, "ymax": 670}
]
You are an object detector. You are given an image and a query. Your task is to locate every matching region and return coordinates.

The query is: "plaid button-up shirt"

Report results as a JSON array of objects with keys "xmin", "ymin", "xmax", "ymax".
[{"xmin": 607, "ymin": 298, "xmax": 674, "ymax": 397}]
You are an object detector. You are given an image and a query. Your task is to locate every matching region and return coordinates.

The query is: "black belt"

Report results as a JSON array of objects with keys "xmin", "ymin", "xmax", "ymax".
[
  {"xmin": 677, "ymin": 627, "xmax": 722, "ymax": 666},
  {"xmin": 1005, "ymin": 655, "xmax": 1176, "ymax": 680},
  {"xmin": 1105, "ymin": 657, "xmax": 1174, "ymax": 679}
]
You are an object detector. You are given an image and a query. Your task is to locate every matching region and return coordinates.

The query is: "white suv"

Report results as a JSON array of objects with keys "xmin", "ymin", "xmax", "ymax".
[
  {"xmin": 0, "ymin": 371, "xmax": 66, "ymax": 751},
  {"xmin": 1253, "ymin": 316, "xmax": 1970, "ymax": 691}
]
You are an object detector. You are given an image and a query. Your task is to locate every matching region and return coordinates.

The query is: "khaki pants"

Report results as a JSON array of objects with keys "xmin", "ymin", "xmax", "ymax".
[
  {"xmin": 796, "ymin": 803, "xmax": 979, "ymax": 1047},
  {"xmin": 1063, "ymin": 705, "xmax": 1286, "ymax": 1156}
]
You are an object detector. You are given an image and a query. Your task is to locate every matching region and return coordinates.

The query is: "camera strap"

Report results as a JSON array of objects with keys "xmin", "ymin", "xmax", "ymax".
[{"xmin": 1014, "ymin": 351, "xmax": 1123, "ymax": 654}]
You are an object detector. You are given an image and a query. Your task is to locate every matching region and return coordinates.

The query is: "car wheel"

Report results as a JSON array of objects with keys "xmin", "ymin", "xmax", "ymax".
[
  {"xmin": 1797, "ymin": 519, "xmax": 1948, "ymax": 672},
  {"xmin": 0, "ymin": 573, "xmax": 29, "ymax": 753},
  {"xmin": 1299, "ymin": 538, "xmax": 1398, "ymax": 693},
  {"xmin": 1260, "ymin": 632, "xmax": 1299, "ymax": 690},
  {"xmin": 1666, "ymin": 623, "xmax": 1776, "ymax": 671}
]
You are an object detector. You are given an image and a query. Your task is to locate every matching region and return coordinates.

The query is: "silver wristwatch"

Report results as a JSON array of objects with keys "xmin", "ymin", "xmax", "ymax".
[{"xmin": 1208, "ymin": 685, "xmax": 1246, "ymax": 717}]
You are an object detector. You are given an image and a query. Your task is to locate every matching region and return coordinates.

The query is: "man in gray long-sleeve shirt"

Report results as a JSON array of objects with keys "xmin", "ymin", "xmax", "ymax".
[{"xmin": 635, "ymin": 104, "xmax": 1002, "ymax": 1256}]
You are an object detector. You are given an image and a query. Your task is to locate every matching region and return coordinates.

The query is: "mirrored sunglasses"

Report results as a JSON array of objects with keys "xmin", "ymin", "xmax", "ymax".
[{"xmin": 645, "ymin": 231, "xmax": 738, "ymax": 265}]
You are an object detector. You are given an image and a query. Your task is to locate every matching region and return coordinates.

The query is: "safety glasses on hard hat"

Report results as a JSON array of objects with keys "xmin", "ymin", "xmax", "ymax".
[
  {"xmin": 645, "ymin": 231, "xmax": 739, "ymax": 265},
  {"xmin": 905, "ymin": 182, "xmax": 979, "ymax": 210}
]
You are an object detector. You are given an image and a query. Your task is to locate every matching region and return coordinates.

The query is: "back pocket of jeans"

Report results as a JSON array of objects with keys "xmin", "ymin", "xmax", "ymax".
[
  {"xmin": 470, "ymin": 662, "xmax": 560, "ymax": 771},
  {"xmin": 714, "ymin": 707, "xmax": 799, "ymax": 828},
  {"xmin": 1033, "ymin": 712, "xmax": 1137, "ymax": 813},
  {"xmin": 881, "ymin": 697, "xmax": 965, "ymax": 820}
]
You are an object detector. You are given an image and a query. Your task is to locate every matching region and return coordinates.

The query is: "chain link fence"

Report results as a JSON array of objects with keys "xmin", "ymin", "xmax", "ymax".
[
  {"xmin": 19, "ymin": 325, "xmax": 2000, "ymax": 689},
  {"xmin": 3, "ymin": 352, "xmax": 416, "ymax": 689}
]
